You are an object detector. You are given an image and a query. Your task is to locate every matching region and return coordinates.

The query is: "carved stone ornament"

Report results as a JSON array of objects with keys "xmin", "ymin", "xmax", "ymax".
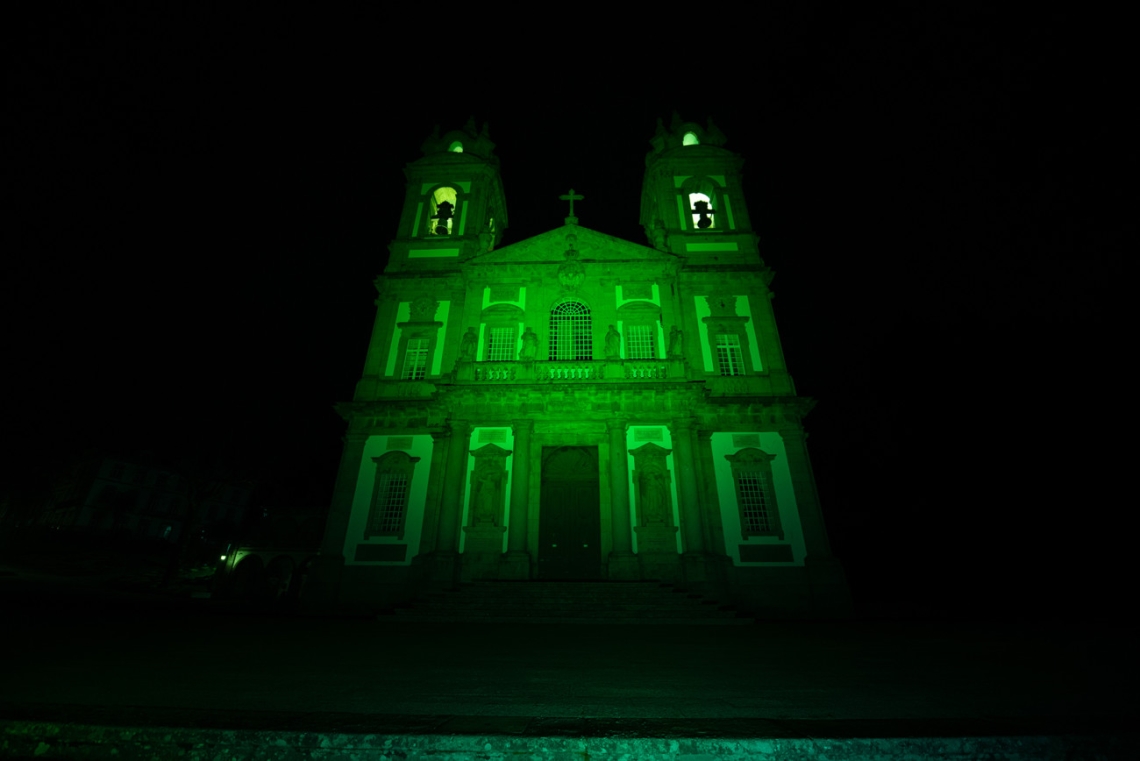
[
  {"xmin": 558, "ymin": 234, "xmax": 585, "ymax": 290},
  {"xmin": 706, "ymin": 294, "xmax": 738, "ymax": 318},
  {"xmin": 409, "ymin": 294, "xmax": 440, "ymax": 322}
]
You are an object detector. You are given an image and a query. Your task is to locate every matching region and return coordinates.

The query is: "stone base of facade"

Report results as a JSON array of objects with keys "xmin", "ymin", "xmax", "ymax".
[
  {"xmin": 459, "ymin": 553, "xmax": 499, "ymax": 582},
  {"xmin": 638, "ymin": 551, "xmax": 682, "ymax": 582},
  {"xmin": 606, "ymin": 552, "xmax": 641, "ymax": 580},
  {"xmin": 498, "ymin": 551, "xmax": 532, "ymax": 580},
  {"xmin": 422, "ymin": 551, "xmax": 461, "ymax": 588}
]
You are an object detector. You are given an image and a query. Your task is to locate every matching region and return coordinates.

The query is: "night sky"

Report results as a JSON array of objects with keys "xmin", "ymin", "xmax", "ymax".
[{"xmin": 6, "ymin": 8, "xmax": 1131, "ymax": 617}]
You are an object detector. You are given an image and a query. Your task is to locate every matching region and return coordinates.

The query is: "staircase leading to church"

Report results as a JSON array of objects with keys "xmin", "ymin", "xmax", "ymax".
[{"xmin": 382, "ymin": 581, "xmax": 754, "ymax": 624}]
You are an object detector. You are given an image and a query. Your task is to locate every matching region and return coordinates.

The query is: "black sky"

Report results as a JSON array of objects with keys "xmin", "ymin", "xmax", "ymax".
[{"xmin": 5, "ymin": 7, "xmax": 1132, "ymax": 615}]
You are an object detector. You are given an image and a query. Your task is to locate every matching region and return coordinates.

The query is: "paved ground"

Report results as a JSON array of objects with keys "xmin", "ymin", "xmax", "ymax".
[
  {"xmin": 1, "ymin": 568, "xmax": 1137, "ymax": 758},
  {"xmin": 1, "ymin": 569, "xmax": 1135, "ymax": 722}
]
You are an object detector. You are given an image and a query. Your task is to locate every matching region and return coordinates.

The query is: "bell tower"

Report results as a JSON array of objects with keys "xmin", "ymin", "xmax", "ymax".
[
  {"xmin": 387, "ymin": 118, "xmax": 509, "ymax": 273},
  {"xmin": 639, "ymin": 113, "xmax": 755, "ymax": 263}
]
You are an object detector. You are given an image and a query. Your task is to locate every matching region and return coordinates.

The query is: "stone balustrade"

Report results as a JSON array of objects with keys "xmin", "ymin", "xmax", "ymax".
[
  {"xmin": 541, "ymin": 361, "xmax": 604, "ymax": 381},
  {"xmin": 473, "ymin": 363, "xmax": 517, "ymax": 382}
]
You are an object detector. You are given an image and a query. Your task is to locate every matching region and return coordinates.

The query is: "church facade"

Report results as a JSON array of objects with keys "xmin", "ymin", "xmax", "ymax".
[{"xmin": 304, "ymin": 117, "xmax": 851, "ymax": 618}]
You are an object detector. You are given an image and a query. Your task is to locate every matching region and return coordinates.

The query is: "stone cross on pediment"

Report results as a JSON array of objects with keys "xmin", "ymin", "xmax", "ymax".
[{"xmin": 559, "ymin": 188, "xmax": 584, "ymax": 224}]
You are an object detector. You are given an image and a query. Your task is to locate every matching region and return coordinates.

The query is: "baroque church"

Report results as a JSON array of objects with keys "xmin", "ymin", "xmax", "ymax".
[{"xmin": 304, "ymin": 116, "xmax": 851, "ymax": 618}]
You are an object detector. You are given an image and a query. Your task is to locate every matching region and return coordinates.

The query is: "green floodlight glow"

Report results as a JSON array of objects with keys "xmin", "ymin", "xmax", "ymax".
[
  {"xmin": 682, "ymin": 131, "xmax": 700, "ymax": 146},
  {"xmin": 220, "ymin": 555, "xmax": 226, "ymax": 561},
  {"xmin": 448, "ymin": 141, "xmax": 463, "ymax": 153}
]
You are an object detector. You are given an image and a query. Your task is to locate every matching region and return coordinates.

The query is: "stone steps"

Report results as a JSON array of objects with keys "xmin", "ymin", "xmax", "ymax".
[{"xmin": 383, "ymin": 581, "xmax": 754, "ymax": 625}]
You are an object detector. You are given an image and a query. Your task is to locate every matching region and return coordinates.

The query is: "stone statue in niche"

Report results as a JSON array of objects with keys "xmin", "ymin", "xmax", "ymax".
[
  {"xmin": 472, "ymin": 466, "xmax": 501, "ymax": 526},
  {"xmin": 605, "ymin": 325, "xmax": 621, "ymax": 359},
  {"xmin": 640, "ymin": 468, "xmax": 669, "ymax": 524},
  {"xmin": 459, "ymin": 327, "xmax": 478, "ymax": 362},
  {"xmin": 519, "ymin": 327, "xmax": 538, "ymax": 361},
  {"xmin": 668, "ymin": 325, "xmax": 684, "ymax": 359}
]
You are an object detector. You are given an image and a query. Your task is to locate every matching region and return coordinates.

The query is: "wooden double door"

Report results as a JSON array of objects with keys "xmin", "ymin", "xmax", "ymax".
[{"xmin": 537, "ymin": 446, "xmax": 601, "ymax": 579}]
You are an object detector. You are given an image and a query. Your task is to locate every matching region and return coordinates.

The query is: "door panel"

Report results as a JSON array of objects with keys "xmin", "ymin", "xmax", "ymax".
[{"xmin": 538, "ymin": 447, "xmax": 601, "ymax": 579}]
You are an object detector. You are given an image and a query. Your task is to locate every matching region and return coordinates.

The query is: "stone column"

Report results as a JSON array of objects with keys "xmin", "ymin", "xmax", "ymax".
[
  {"xmin": 695, "ymin": 428, "xmax": 726, "ymax": 556},
  {"xmin": 670, "ymin": 418, "xmax": 705, "ymax": 554},
  {"xmin": 302, "ymin": 432, "xmax": 368, "ymax": 612},
  {"xmin": 501, "ymin": 419, "xmax": 533, "ymax": 579},
  {"xmin": 432, "ymin": 420, "xmax": 471, "ymax": 584},
  {"xmin": 673, "ymin": 418, "xmax": 716, "ymax": 585},
  {"xmin": 606, "ymin": 417, "xmax": 640, "ymax": 579}
]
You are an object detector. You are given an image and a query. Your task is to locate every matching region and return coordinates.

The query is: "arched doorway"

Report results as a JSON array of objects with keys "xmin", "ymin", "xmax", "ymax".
[{"xmin": 538, "ymin": 446, "xmax": 601, "ymax": 579}]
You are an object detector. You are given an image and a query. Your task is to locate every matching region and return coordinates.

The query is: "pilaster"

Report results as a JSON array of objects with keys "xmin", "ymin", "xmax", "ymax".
[
  {"xmin": 501, "ymin": 419, "xmax": 534, "ymax": 579},
  {"xmin": 606, "ymin": 417, "xmax": 640, "ymax": 580},
  {"xmin": 430, "ymin": 419, "xmax": 471, "ymax": 585}
]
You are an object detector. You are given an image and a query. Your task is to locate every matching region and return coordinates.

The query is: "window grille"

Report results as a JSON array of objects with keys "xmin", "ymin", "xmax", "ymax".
[
  {"xmin": 487, "ymin": 327, "xmax": 516, "ymax": 362},
  {"xmin": 549, "ymin": 301, "xmax": 592, "ymax": 360},
  {"xmin": 626, "ymin": 324, "xmax": 655, "ymax": 359},
  {"xmin": 715, "ymin": 333, "xmax": 744, "ymax": 376},
  {"xmin": 370, "ymin": 473, "xmax": 409, "ymax": 533},
  {"xmin": 737, "ymin": 470, "xmax": 774, "ymax": 533},
  {"xmin": 401, "ymin": 338, "xmax": 429, "ymax": 379}
]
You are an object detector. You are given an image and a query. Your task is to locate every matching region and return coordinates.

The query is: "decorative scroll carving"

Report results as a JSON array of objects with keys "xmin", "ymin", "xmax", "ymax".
[{"xmin": 409, "ymin": 294, "xmax": 440, "ymax": 322}]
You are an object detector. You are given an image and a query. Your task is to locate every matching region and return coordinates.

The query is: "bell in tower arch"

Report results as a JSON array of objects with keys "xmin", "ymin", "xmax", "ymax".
[{"xmin": 431, "ymin": 200, "xmax": 454, "ymax": 235}]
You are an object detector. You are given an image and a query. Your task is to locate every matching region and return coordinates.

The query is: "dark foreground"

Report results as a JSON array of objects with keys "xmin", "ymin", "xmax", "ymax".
[{"xmin": 1, "ymin": 570, "xmax": 1137, "ymax": 760}]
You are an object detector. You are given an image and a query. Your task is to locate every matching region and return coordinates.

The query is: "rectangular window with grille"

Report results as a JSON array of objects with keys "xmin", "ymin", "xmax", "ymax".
[
  {"xmin": 626, "ymin": 324, "xmax": 655, "ymax": 359},
  {"xmin": 401, "ymin": 338, "xmax": 429, "ymax": 379},
  {"xmin": 738, "ymin": 471, "xmax": 774, "ymax": 533},
  {"xmin": 486, "ymin": 326, "xmax": 516, "ymax": 362},
  {"xmin": 371, "ymin": 473, "xmax": 409, "ymax": 533},
  {"xmin": 715, "ymin": 333, "xmax": 744, "ymax": 376}
]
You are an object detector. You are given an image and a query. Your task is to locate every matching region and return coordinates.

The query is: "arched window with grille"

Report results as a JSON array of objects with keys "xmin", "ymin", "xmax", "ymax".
[{"xmin": 549, "ymin": 300, "xmax": 592, "ymax": 360}]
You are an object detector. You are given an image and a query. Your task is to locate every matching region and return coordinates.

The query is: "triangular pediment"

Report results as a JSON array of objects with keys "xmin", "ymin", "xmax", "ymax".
[{"xmin": 469, "ymin": 224, "xmax": 672, "ymax": 265}]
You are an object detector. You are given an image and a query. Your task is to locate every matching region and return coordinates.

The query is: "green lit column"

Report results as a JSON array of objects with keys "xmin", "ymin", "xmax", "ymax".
[
  {"xmin": 500, "ymin": 419, "xmax": 533, "ymax": 579},
  {"xmin": 670, "ymin": 418, "xmax": 705, "ymax": 554},
  {"xmin": 606, "ymin": 417, "xmax": 640, "ymax": 579},
  {"xmin": 302, "ymin": 431, "xmax": 367, "ymax": 612},
  {"xmin": 778, "ymin": 421, "xmax": 852, "ymax": 617},
  {"xmin": 696, "ymin": 428, "xmax": 727, "ymax": 556},
  {"xmin": 433, "ymin": 419, "xmax": 471, "ymax": 585}
]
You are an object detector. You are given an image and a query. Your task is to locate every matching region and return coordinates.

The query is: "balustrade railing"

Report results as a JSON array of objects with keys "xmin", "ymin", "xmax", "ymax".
[
  {"xmin": 473, "ymin": 363, "xmax": 517, "ymax": 382},
  {"xmin": 457, "ymin": 359, "xmax": 686, "ymax": 383},
  {"xmin": 623, "ymin": 362, "xmax": 668, "ymax": 380},
  {"xmin": 542, "ymin": 361, "xmax": 603, "ymax": 381}
]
